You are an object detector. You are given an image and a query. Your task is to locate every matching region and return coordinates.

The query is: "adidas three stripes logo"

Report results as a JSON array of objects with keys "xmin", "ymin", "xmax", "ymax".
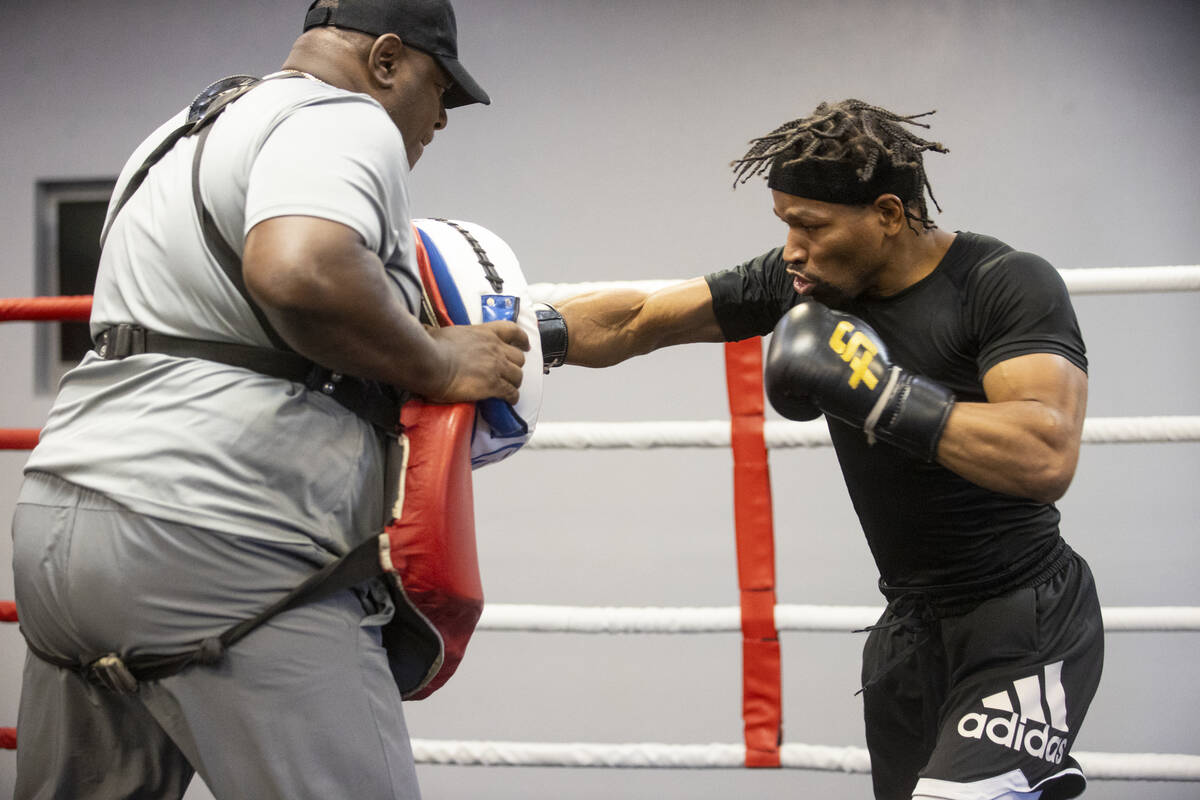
[{"xmin": 956, "ymin": 660, "xmax": 1072, "ymax": 764}]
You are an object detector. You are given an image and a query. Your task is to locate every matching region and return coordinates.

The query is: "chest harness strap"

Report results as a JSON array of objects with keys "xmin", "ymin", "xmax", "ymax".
[{"xmin": 94, "ymin": 73, "xmax": 401, "ymax": 434}]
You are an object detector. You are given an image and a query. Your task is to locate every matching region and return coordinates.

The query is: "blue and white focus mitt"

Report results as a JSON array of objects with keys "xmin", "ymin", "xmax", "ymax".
[{"xmin": 412, "ymin": 218, "xmax": 543, "ymax": 468}]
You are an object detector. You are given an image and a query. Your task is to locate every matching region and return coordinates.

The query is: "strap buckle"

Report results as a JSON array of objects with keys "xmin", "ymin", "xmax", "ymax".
[
  {"xmin": 304, "ymin": 365, "xmax": 344, "ymax": 396},
  {"xmin": 96, "ymin": 324, "xmax": 147, "ymax": 360},
  {"xmin": 304, "ymin": 366, "xmax": 402, "ymax": 437}
]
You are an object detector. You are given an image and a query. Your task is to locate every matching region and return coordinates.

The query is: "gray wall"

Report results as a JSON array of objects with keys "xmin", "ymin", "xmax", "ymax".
[{"xmin": 2, "ymin": 1, "xmax": 1198, "ymax": 798}]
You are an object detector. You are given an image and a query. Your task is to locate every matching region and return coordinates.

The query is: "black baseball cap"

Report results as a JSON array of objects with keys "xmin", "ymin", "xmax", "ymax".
[{"xmin": 303, "ymin": 0, "xmax": 490, "ymax": 108}]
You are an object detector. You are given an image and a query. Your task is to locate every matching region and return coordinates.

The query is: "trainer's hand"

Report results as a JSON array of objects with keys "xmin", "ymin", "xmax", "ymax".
[
  {"xmin": 765, "ymin": 302, "xmax": 955, "ymax": 461},
  {"xmin": 425, "ymin": 321, "xmax": 529, "ymax": 405}
]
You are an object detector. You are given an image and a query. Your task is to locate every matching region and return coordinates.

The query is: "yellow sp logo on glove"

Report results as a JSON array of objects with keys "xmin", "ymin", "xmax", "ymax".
[{"xmin": 828, "ymin": 320, "xmax": 879, "ymax": 391}]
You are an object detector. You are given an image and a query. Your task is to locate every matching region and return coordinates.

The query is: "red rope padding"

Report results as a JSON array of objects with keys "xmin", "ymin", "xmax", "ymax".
[
  {"xmin": 0, "ymin": 429, "xmax": 40, "ymax": 450},
  {"xmin": 0, "ymin": 295, "xmax": 93, "ymax": 322},
  {"xmin": 725, "ymin": 338, "xmax": 782, "ymax": 768},
  {"xmin": 0, "ymin": 601, "xmax": 16, "ymax": 623},
  {"xmin": 0, "ymin": 727, "xmax": 15, "ymax": 750}
]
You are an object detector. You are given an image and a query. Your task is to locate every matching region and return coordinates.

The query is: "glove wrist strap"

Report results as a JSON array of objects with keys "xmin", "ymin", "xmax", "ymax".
[
  {"xmin": 535, "ymin": 303, "xmax": 568, "ymax": 373},
  {"xmin": 865, "ymin": 370, "xmax": 956, "ymax": 461},
  {"xmin": 863, "ymin": 366, "xmax": 902, "ymax": 446}
]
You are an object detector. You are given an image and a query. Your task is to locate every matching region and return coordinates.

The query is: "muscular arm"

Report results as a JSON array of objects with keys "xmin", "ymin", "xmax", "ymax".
[
  {"xmin": 243, "ymin": 215, "xmax": 528, "ymax": 404},
  {"xmin": 936, "ymin": 353, "xmax": 1087, "ymax": 503},
  {"xmin": 557, "ymin": 277, "xmax": 725, "ymax": 367}
]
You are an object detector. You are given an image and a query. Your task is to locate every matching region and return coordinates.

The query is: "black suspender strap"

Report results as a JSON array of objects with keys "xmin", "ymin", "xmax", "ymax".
[
  {"xmin": 99, "ymin": 75, "xmax": 261, "ymax": 250},
  {"xmin": 98, "ymin": 123, "xmax": 192, "ymax": 251},
  {"xmin": 189, "ymin": 122, "xmax": 293, "ymax": 352}
]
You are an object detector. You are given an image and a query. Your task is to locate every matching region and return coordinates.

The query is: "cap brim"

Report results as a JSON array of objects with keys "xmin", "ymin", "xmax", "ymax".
[{"xmin": 436, "ymin": 56, "xmax": 490, "ymax": 108}]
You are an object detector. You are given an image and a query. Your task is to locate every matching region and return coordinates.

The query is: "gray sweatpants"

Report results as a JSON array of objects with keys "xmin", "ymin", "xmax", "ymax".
[{"xmin": 11, "ymin": 472, "xmax": 421, "ymax": 800}]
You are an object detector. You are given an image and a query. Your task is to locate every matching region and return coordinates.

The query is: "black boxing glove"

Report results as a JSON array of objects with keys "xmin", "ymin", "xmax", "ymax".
[{"xmin": 765, "ymin": 303, "xmax": 955, "ymax": 461}]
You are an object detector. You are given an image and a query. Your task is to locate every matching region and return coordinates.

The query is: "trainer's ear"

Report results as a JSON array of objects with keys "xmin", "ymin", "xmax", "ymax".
[
  {"xmin": 871, "ymin": 193, "xmax": 908, "ymax": 235},
  {"xmin": 367, "ymin": 33, "xmax": 404, "ymax": 88}
]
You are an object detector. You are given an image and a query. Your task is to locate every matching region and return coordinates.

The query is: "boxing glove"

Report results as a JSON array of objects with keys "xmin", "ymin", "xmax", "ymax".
[{"xmin": 765, "ymin": 303, "xmax": 955, "ymax": 461}]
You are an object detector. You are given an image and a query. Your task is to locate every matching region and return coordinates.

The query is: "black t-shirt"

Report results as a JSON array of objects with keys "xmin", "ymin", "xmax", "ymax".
[{"xmin": 705, "ymin": 232, "xmax": 1087, "ymax": 588}]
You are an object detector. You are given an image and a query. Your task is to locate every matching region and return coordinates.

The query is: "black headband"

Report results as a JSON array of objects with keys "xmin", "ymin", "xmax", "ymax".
[{"xmin": 766, "ymin": 154, "xmax": 919, "ymax": 206}]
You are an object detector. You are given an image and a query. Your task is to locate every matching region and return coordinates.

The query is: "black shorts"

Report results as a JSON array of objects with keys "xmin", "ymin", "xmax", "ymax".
[{"xmin": 861, "ymin": 550, "xmax": 1103, "ymax": 800}]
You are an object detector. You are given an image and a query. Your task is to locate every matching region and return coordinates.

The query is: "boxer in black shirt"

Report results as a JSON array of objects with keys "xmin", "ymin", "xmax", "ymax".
[{"xmin": 548, "ymin": 100, "xmax": 1103, "ymax": 800}]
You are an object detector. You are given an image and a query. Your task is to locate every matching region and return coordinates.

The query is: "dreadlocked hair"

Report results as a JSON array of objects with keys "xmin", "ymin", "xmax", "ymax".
[{"xmin": 731, "ymin": 99, "xmax": 949, "ymax": 232}]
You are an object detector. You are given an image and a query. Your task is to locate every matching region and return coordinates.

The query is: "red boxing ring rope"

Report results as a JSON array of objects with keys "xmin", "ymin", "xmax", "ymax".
[
  {"xmin": 0, "ymin": 295, "xmax": 92, "ymax": 322},
  {"xmin": 0, "ymin": 430, "xmax": 39, "ymax": 451}
]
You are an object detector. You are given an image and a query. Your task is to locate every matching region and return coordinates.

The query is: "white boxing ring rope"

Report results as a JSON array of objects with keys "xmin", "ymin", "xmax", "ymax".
[
  {"xmin": 526, "ymin": 264, "xmax": 1200, "ymax": 305},
  {"xmin": 524, "ymin": 417, "xmax": 1200, "ymax": 450},
  {"xmin": 409, "ymin": 741, "xmax": 1200, "ymax": 781},
  {"xmin": 2, "ymin": 264, "xmax": 1199, "ymax": 784},
  {"xmin": 477, "ymin": 604, "xmax": 1200, "ymax": 635}
]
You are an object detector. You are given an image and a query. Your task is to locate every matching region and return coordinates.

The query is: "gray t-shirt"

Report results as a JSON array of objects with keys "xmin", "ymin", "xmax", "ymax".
[{"xmin": 26, "ymin": 74, "xmax": 420, "ymax": 555}]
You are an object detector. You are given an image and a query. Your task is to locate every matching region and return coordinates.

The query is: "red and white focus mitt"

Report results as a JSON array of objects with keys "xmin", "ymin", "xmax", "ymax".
[{"xmin": 376, "ymin": 219, "xmax": 541, "ymax": 699}]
